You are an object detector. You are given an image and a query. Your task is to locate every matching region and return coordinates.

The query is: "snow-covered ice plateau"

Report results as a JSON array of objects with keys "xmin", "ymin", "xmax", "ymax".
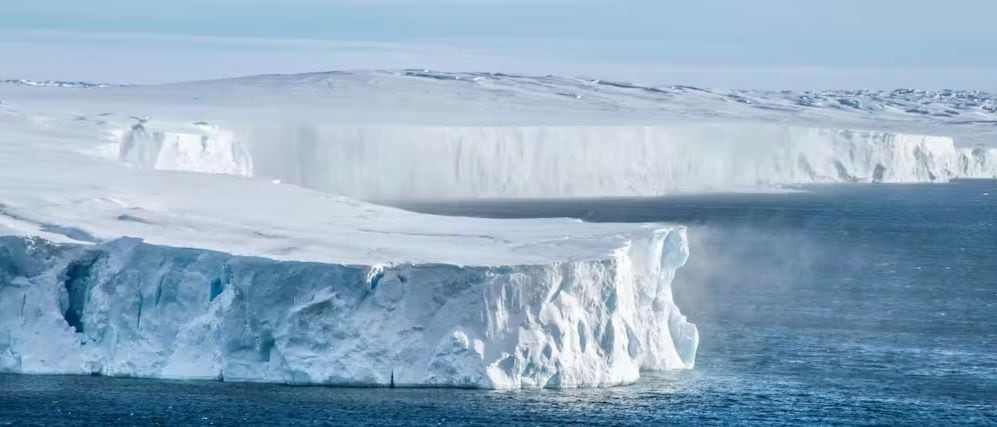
[{"xmin": 0, "ymin": 70, "xmax": 995, "ymax": 387}]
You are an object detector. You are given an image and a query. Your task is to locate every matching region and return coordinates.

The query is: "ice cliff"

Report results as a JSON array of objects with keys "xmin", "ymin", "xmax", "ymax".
[
  {"xmin": 117, "ymin": 121, "xmax": 253, "ymax": 176},
  {"xmin": 240, "ymin": 125, "xmax": 997, "ymax": 198},
  {"xmin": 0, "ymin": 227, "xmax": 694, "ymax": 388},
  {"xmin": 117, "ymin": 122, "xmax": 997, "ymax": 199}
]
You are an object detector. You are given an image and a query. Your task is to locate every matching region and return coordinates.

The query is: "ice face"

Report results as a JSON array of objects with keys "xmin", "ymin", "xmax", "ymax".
[
  {"xmin": 112, "ymin": 122, "xmax": 997, "ymax": 199},
  {"xmin": 238, "ymin": 125, "xmax": 996, "ymax": 198},
  {"xmin": 118, "ymin": 122, "xmax": 252, "ymax": 176},
  {"xmin": 0, "ymin": 230, "xmax": 695, "ymax": 389}
]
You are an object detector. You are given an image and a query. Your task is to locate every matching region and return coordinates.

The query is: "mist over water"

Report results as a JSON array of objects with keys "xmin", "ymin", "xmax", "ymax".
[
  {"xmin": 397, "ymin": 180, "xmax": 997, "ymax": 423},
  {"xmin": 2, "ymin": 181, "xmax": 995, "ymax": 424}
]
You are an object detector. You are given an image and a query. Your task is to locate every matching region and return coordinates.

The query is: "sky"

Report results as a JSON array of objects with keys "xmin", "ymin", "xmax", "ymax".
[{"xmin": 1, "ymin": 0, "xmax": 996, "ymax": 89}]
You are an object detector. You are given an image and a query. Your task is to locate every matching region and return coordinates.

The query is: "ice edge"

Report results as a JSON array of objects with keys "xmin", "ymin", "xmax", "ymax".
[{"xmin": 0, "ymin": 226, "xmax": 696, "ymax": 389}]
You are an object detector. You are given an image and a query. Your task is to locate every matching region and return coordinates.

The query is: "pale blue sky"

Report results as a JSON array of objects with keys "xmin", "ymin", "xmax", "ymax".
[{"xmin": 2, "ymin": 0, "xmax": 995, "ymax": 89}]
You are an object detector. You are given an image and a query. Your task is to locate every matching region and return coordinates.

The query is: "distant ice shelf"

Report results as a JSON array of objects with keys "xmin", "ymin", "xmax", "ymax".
[{"xmin": 118, "ymin": 122, "xmax": 997, "ymax": 198}]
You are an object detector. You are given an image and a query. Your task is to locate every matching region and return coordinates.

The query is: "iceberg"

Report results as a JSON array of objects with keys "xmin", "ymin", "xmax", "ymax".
[{"xmin": 0, "ymin": 226, "xmax": 694, "ymax": 388}]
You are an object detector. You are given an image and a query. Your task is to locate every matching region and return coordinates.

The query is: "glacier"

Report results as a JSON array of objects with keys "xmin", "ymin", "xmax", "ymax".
[{"xmin": 1, "ymin": 69, "xmax": 996, "ymax": 388}]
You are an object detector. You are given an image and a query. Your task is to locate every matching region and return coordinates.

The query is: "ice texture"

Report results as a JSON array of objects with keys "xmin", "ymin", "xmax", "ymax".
[
  {"xmin": 238, "ymin": 125, "xmax": 994, "ymax": 198},
  {"xmin": 0, "ymin": 227, "xmax": 694, "ymax": 388},
  {"xmin": 118, "ymin": 121, "xmax": 252, "ymax": 176},
  {"xmin": 111, "ymin": 122, "xmax": 997, "ymax": 198}
]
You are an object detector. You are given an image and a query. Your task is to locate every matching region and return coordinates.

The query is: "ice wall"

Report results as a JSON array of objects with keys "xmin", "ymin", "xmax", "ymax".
[
  {"xmin": 236, "ymin": 124, "xmax": 997, "ymax": 199},
  {"xmin": 117, "ymin": 122, "xmax": 253, "ymax": 176},
  {"xmin": 959, "ymin": 147, "xmax": 997, "ymax": 178},
  {"xmin": 110, "ymin": 122, "xmax": 996, "ymax": 199},
  {"xmin": 0, "ymin": 228, "xmax": 696, "ymax": 389}
]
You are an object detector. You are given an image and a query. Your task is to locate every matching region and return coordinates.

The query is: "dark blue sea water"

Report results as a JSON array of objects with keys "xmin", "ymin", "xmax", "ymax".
[{"xmin": 2, "ymin": 180, "xmax": 996, "ymax": 425}]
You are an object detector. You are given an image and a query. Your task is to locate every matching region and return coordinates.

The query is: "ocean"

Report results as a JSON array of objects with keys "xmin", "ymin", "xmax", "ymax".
[{"xmin": 2, "ymin": 180, "xmax": 995, "ymax": 425}]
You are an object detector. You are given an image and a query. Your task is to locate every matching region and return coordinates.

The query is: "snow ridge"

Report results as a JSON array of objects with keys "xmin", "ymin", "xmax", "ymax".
[
  {"xmin": 188, "ymin": 70, "xmax": 997, "ymax": 146},
  {"xmin": 1, "ymin": 79, "xmax": 113, "ymax": 89}
]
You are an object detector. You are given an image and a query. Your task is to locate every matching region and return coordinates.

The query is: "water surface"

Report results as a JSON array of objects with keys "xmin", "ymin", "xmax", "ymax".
[{"xmin": 3, "ymin": 181, "xmax": 996, "ymax": 425}]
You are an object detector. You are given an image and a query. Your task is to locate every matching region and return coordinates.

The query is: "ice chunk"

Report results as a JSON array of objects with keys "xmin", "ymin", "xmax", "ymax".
[{"xmin": 118, "ymin": 121, "xmax": 253, "ymax": 176}]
